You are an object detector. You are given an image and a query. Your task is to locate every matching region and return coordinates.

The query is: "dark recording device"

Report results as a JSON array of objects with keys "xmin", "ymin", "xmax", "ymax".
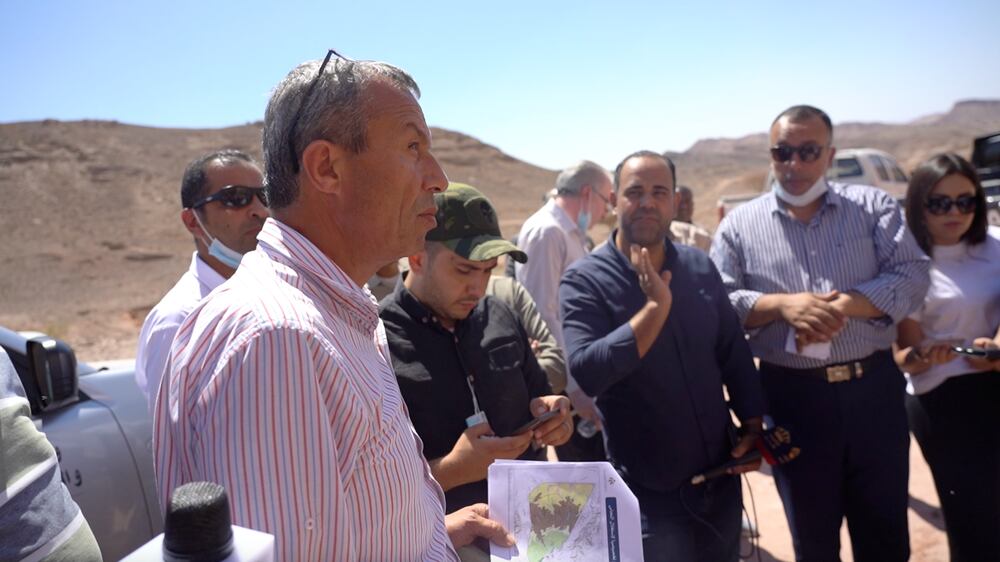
[
  {"xmin": 952, "ymin": 346, "xmax": 1000, "ymax": 360},
  {"xmin": 508, "ymin": 409, "xmax": 561, "ymax": 436},
  {"xmin": 691, "ymin": 425, "xmax": 800, "ymax": 485}
]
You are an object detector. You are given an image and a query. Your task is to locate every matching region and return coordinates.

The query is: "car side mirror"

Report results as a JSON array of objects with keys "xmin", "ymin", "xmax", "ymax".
[{"xmin": 13, "ymin": 335, "xmax": 80, "ymax": 415}]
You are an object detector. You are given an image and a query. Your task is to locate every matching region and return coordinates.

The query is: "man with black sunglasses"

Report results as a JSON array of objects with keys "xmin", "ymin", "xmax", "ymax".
[
  {"xmin": 710, "ymin": 105, "xmax": 930, "ymax": 561},
  {"xmin": 135, "ymin": 149, "xmax": 267, "ymax": 414}
]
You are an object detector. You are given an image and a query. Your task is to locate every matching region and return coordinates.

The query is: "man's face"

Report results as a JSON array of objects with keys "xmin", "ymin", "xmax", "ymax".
[
  {"xmin": 769, "ymin": 115, "xmax": 835, "ymax": 196},
  {"xmin": 197, "ymin": 161, "xmax": 268, "ymax": 254},
  {"xmin": 416, "ymin": 246, "xmax": 497, "ymax": 327},
  {"xmin": 586, "ymin": 175, "xmax": 615, "ymax": 226},
  {"xmin": 614, "ymin": 156, "xmax": 675, "ymax": 246},
  {"xmin": 675, "ymin": 188, "xmax": 694, "ymax": 223},
  {"xmin": 336, "ymin": 81, "xmax": 448, "ymax": 264}
]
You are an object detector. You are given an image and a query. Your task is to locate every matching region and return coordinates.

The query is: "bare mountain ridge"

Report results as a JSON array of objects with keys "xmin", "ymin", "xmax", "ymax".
[{"xmin": 1, "ymin": 99, "xmax": 997, "ymax": 360}]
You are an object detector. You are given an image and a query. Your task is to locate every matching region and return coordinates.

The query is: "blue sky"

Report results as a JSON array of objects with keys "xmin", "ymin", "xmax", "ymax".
[{"xmin": 2, "ymin": 0, "xmax": 998, "ymax": 169}]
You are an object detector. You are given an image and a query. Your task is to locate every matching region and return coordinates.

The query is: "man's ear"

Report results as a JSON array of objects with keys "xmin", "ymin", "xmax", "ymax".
[
  {"xmin": 181, "ymin": 208, "xmax": 204, "ymax": 238},
  {"xmin": 610, "ymin": 190, "xmax": 618, "ymax": 209},
  {"xmin": 301, "ymin": 139, "xmax": 348, "ymax": 196},
  {"xmin": 407, "ymin": 251, "xmax": 427, "ymax": 274}
]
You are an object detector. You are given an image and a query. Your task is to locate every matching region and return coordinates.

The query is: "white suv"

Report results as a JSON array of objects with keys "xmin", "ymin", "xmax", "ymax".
[{"xmin": 826, "ymin": 148, "xmax": 909, "ymax": 200}]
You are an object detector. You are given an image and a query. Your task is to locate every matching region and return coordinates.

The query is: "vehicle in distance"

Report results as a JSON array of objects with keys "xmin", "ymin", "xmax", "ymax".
[
  {"xmin": 972, "ymin": 131, "xmax": 1000, "ymax": 226},
  {"xmin": 826, "ymin": 148, "xmax": 908, "ymax": 200}
]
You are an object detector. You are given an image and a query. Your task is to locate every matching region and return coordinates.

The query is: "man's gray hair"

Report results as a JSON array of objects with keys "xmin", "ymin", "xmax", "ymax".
[
  {"xmin": 554, "ymin": 160, "xmax": 611, "ymax": 197},
  {"xmin": 261, "ymin": 57, "xmax": 420, "ymax": 209}
]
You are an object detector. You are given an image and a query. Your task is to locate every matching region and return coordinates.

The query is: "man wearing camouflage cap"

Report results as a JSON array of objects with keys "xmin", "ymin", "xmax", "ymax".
[{"xmin": 379, "ymin": 183, "xmax": 573, "ymax": 515}]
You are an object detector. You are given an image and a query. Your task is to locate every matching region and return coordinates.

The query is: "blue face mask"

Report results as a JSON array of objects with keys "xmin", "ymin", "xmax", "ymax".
[
  {"xmin": 193, "ymin": 211, "xmax": 244, "ymax": 270},
  {"xmin": 576, "ymin": 209, "xmax": 592, "ymax": 232},
  {"xmin": 207, "ymin": 238, "xmax": 244, "ymax": 270}
]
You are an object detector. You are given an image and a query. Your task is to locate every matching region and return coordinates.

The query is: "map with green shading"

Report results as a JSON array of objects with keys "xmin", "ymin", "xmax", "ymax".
[{"xmin": 526, "ymin": 483, "xmax": 594, "ymax": 562}]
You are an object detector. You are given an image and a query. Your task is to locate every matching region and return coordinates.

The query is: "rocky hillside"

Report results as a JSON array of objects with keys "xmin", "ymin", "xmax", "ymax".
[{"xmin": 1, "ymin": 100, "xmax": 997, "ymax": 359}]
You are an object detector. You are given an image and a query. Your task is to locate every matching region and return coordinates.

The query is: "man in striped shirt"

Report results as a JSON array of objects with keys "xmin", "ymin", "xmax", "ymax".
[
  {"xmin": 154, "ymin": 54, "xmax": 513, "ymax": 561},
  {"xmin": 711, "ymin": 105, "xmax": 930, "ymax": 561}
]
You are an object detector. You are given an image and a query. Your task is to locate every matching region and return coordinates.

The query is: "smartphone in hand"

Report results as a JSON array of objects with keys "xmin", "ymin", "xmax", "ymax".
[
  {"xmin": 952, "ymin": 346, "xmax": 1000, "ymax": 361},
  {"xmin": 509, "ymin": 409, "xmax": 561, "ymax": 436}
]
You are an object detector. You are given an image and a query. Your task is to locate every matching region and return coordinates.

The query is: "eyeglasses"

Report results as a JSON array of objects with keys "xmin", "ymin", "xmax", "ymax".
[
  {"xmin": 190, "ymin": 185, "xmax": 267, "ymax": 209},
  {"xmin": 592, "ymin": 188, "xmax": 614, "ymax": 212},
  {"xmin": 925, "ymin": 194, "xmax": 977, "ymax": 216},
  {"xmin": 287, "ymin": 48, "xmax": 353, "ymax": 174},
  {"xmin": 769, "ymin": 143, "xmax": 827, "ymax": 163}
]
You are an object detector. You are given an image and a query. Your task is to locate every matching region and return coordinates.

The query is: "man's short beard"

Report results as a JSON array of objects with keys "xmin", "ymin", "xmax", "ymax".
[{"xmin": 621, "ymin": 218, "xmax": 669, "ymax": 247}]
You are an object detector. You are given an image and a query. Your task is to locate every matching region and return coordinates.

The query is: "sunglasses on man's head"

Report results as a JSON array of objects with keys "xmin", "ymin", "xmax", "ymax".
[
  {"xmin": 769, "ymin": 143, "xmax": 826, "ymax": 163},
  {"xmin": 287, "ymin": 48, "xmax": 354, "ymax": 174},
  {"xmin": 925, "ymin": 194, "xmax": 976, "ymax": 216},
  {"xmin": 190, "ymin": 185, "xmax": 267, "ymax": 209}
]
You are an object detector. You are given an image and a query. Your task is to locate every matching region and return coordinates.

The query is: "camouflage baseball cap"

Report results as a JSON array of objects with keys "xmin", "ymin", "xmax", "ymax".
[{"xmin": 426, "ymin": 183, "xmax": 528, "ymax": 263}]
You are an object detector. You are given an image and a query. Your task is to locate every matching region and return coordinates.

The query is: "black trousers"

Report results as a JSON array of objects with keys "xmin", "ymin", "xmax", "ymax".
[
  {"xmin": 906, "ymin": 370, "xmax": 1000, "ymax": 562},
  {"xmin": 629, "ymin": 475, "xmax": 742, "ymax": 562},
  {"xmin": 761, "ymin": 351, "xmax": 910, "ymax": 562}
]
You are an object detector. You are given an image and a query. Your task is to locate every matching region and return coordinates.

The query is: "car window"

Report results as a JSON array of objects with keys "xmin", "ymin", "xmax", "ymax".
[
  {"xmin": 974, "ymin": 137, "xmax": 1000, "ymax": 168},
  {"xmin": 829, "ymin": 157, "xmax": 863, "ymax": 178},
  {"xmin": 870, "ymin": 156, "xmax": 889, "ymax": 182},
  {"xmin": 890, "ymin": 163, "xmax": 907, "ymax": 182}
]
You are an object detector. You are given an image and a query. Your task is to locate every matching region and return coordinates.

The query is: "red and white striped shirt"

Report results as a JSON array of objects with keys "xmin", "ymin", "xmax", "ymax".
[{"xmin": 153, "ymin": 218, "xmax": 458, "ymax": 561}]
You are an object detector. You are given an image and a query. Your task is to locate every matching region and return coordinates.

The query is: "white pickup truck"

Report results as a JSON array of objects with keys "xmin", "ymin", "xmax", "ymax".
[{"xmin": 0, "ymin": 326, "xmax": 162, "ymax": 561}]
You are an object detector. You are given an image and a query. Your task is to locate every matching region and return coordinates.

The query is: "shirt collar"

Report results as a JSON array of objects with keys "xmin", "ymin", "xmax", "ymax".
[
  {"xmin": 256, "ymin": 217, "xmax": 380, "ymax": 325},
  {"xmin": 191, "ymin": 252, "xmax": 226, "ymax": 293}
]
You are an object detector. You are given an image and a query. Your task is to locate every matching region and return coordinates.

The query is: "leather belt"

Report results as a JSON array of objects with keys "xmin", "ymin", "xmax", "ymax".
[{"xmin": 762, "ymin": 351, "xmax": 888, "ymax": 383}]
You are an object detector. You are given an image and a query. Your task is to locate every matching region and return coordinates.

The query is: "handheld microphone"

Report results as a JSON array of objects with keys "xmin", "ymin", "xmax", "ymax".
[
  {"xmin": 690, "ymin": 425, "xmax": 800, "ymax": 485},
  {"xmin": 121, "ymin": 481, "xmax": 275, "ymax": 561}
]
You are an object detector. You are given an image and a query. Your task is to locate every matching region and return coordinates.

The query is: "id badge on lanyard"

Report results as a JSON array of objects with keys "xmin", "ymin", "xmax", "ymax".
[{"xmin": 464, "ymin": 375, "xmax": 489, "ymax": 428}]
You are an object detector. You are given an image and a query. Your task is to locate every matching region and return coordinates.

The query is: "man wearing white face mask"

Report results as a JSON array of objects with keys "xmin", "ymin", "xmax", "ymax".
[
  {"xmin": 710, "ymin": 106, "xmax": 929, "ymax": 561},
  {"xmin": 134, "ymin": 149, "xmax": 268, "ymax": 414},
  {"xmin": 515, "ymin": 160, "xmax": 613, "ymax": 461}
]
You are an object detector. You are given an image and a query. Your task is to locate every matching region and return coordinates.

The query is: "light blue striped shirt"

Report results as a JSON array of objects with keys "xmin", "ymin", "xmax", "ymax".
[{"xmin": 710, "ymin": 183, "xmax": 930, "ymax": 369}]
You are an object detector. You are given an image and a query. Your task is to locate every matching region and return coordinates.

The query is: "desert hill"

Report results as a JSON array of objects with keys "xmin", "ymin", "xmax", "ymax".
[{"xmin": 1, "ymin": 99, "xmax": 998, "ymax": 360}]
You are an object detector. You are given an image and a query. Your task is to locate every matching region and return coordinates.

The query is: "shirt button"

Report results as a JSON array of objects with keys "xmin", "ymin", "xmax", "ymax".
[
  {"xmin": 306, "ymin": 518, "xmax": 315, "ymax": 531},
  {"xmin": 810, "ymin": 250, "xmax": 817, "ymax": 256}
]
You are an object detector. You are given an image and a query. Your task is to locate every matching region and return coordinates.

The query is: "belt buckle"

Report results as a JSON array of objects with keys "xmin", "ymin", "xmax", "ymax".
[{"xmin": 825, "ymin": 364, "xmax": 852, "ymax": 383}]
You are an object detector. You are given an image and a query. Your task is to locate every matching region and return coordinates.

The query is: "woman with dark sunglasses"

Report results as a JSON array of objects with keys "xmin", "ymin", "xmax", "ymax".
[{"xmin": 894, "ymin": 152, "xmax": 1000, "ymax": 561}]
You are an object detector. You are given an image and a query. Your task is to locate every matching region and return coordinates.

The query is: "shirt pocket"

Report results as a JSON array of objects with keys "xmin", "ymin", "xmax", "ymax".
[{"xmin": 487, "ymin": 341, "xmax": 523, "ymax": 372}]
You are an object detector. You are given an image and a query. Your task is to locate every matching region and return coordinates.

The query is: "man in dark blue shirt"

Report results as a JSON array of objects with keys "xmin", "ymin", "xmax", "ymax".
[{"xmin": 559, "ymin": 151, "xmax": 765, "ymax": 562}]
